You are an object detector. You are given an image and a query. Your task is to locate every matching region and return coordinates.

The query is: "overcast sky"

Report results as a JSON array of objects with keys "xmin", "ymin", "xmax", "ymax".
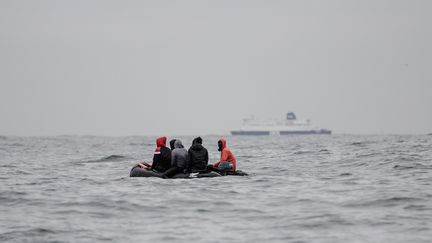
[{"xmin": 0, "ymin": 0, "xmax": 431, "ymax": 136}]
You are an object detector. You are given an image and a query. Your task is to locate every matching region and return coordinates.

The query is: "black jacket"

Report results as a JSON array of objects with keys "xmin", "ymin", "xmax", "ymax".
[
  {"xmin": 152, "ymin": 146, "xmax": 171, "ymax": 172},
  {"xmin": 188, "ymin": 144, "xmax": 209, "ymax": 172}
]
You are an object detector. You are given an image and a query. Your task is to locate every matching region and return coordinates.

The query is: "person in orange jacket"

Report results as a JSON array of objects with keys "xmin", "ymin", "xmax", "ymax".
[{"xmin": 212, "ymin": 138, "xmax": 236, "ymax": 172}]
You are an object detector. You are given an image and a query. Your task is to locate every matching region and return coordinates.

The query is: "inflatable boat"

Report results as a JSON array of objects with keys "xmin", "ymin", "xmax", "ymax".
[{"xmin": 130, "ymin": 166, "xmax": 248, "ymax": 178}]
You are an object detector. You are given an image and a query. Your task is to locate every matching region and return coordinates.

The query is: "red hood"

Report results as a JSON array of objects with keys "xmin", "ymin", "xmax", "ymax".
[
  {"xmin": 155, "ymin": 136, "xmax": 167, "ymax": 152},
  {"xmin": 219, "ymin": 138, "xmax": 227, "ymax": 150}
]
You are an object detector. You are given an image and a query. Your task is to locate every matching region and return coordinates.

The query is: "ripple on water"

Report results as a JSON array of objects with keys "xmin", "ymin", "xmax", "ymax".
[
  {"xmin": 80, "ymin": 155, "xmax": 130, "ymax": 163},
  {"xmin": 0, "ymin": 227, "xmax": 60, "ymax": 242},
  {"xmin": 344, "ymin": 197, "xmax": 424, "ymax": 208},
  {"xmin": 394, "ymin": 163, "xmax": 432, "ymax": 170}
]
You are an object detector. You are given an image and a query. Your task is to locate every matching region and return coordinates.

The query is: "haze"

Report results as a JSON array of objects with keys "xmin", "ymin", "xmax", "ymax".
[{"xmin": 1, "ymin": 0, "xmax": 431, "ymax": 136}]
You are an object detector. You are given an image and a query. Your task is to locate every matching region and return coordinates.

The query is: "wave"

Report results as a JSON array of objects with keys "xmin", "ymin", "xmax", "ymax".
[
  {"xmin": 394, "ymin": 163, "xmax": 432, "ymax": 170},
  {"xmin": 293, "ymin": 150, "xmax": 314, "ymax": 155},
  {"xmin": 8, "ymin": 143, "xmax": 25, "ymax": 147},
  {"xmin": 86, "ymin": 155, "xmax": 129, "ymax": 163},
  {"xmin": 404, "ymin": 204, "xmax": 430, "ymax": 211},
  {"xmin": 345, "ymin": 196, "xmax": 422, "ymax": 208},
  {"xmin": 129, "ymin": 142, "xmax": 153, "ymax": 146},
  {"xmin": 0, "ymin": 191, "xmax": 29, "ymax": 205},
  {"xmin": 0, "ymin": 227, "xmax": 58, "ymax": 241},
  {"xmin": 0, "ymin": 164, "xmax": 17, "ymax": 168},
  {"xmin": 356, "ymin": 152, "xmax": 381, "ymax": 158},
  {"xmin": 394, "ymin": 165, "xmax": 416, "ymax": 170}
]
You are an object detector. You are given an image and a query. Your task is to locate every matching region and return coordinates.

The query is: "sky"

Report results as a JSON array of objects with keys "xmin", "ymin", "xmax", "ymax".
[{"xmin": 0, "ymin": 0, "xmax": 431, "ymax": 136}]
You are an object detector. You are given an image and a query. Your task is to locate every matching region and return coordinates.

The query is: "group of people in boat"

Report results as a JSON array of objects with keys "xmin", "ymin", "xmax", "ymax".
[{"xmin": 136, "ymin": 136, "xmax": 237, "ymax": 178}]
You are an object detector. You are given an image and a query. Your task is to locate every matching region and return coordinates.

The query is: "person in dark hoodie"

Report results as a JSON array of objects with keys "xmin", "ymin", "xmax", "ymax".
[
  {"xmin": 150, "ymin": 136, "xmax": 171, "ymax": 172},
  {"xmin": 169, "ymin": 139, "xmax": 176, "ymax": 150},
  {"xmin": 162, "ymin": 139, "xmax": 189, "ymax": 178},
  {"xmin": 188, "ymin": 137, "xmax": 209, "ymax": 173}
]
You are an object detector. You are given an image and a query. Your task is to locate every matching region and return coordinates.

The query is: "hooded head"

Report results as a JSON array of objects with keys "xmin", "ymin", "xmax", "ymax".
[
  {"xmin": 218, "ymin": 138, "xmax": 227, "ymax": 152},
  {"xmin": 192, "ymin": 136, "xmax": 203, "ymax": 145},
  {"xmin": 174, "ymin": 139, "xmax": 184, "ymax": 149},
  {"xmin": 169, "ymin": 139, "xmax": 176, "ymax": 150},
  {"xmin": 191, "ymin": 137, "xmax": 204, "ymax": 151},
  {"xmin": 155, "ymin": 136, "xmax": 167, "ymax": 152}
]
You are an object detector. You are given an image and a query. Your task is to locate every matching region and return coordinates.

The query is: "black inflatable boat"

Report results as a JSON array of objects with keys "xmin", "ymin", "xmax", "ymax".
[{"xmin": 130, "ymin": 166, "xmax": 248, "ymax": 178}]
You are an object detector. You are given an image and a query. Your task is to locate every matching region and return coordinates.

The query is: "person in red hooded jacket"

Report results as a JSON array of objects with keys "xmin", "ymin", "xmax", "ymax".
[
  {"xmin": 151, "ymin": 136, "xmax": 172, "ymax": 172},
  {"xmin": 212, "ymin": 138, "xmax": 236, "ymax": 172},
  {"xmin": 136, "ymin": 136, "xmax": 172, "ymax": 172}
]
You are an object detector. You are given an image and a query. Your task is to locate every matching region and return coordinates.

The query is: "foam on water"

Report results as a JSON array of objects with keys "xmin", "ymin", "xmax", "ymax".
[{"xmin": 0, "ymin": 135, "xmax": 431, "ymax": 242}]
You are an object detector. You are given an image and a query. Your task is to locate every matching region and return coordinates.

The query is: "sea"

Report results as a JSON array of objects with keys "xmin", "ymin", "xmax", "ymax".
[{"xmin": 0, "ymin": 134, "xmax": 431, "ymax": 242}]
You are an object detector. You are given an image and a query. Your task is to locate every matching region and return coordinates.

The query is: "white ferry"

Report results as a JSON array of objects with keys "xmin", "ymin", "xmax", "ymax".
[{"xmin": 231, "ymin": 112, "xmax": 331, "ymax": 135}]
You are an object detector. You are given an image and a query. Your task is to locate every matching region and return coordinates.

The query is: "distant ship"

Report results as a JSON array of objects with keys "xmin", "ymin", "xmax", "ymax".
[{"xmin": 231, "ymin": 112, "xmax": 331, "ymax": 135}]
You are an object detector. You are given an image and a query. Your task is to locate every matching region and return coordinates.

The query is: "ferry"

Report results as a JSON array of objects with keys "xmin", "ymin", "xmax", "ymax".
[{"xmin": 231, "ymin": 112, "xmax": 331, "ymax": 136}]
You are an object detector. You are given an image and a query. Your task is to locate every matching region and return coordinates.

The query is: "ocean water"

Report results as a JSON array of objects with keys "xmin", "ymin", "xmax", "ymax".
[{"xmin": 0, "ymin": 134, "xmax": 431, "ymax": 242}]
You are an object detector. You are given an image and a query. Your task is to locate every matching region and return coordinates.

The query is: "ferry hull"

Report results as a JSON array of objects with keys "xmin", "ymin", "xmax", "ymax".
[
  {"xmin": 231, "ymin": 131, "xmax": 270, "ymax": 136},
  {"xmin": 231, "ymin": 129, "xmax": 331, "ymax": 136},
  {"xmin": 279, "ymin": 129, "xmax": 331, "ymax": 135}
]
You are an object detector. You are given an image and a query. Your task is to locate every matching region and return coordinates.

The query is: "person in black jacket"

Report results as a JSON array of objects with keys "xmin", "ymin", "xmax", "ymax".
[
  {"xmin": 188, "ymin": 137, "xmax": 209, "ymax": 173},
  {"xmin": 151, "ymin": 136, "xmax": 171, "ymax": 172}
]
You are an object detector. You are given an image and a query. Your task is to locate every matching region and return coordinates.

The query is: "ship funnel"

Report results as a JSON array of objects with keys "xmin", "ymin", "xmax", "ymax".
[{"xmin": 286, "ymin": 112, "xmax": 296, "ymax": 120}]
